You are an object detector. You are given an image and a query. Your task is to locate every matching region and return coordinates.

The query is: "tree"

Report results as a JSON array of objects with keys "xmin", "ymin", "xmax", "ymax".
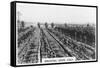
[
  {"xmin": 45, "ymin": 22, "xmax": 48, "ymax": 28},
  {"xmin": 51, "ymin": 22, "xmax": 54, "ymax": 28},
  {"xmin": 37, "ymin": 22, "xmax": 40, "ymax": 28},
  {"xmin": 64, "ymin": 23, "xmax": 67, "ymax": 27},
  {"xmin": 21, "ymin": 21, "xmax": 25, "ymax": 28},
  {"xmin": 87, "ymin": 24, "xmax": 89, "ymax": 27}
]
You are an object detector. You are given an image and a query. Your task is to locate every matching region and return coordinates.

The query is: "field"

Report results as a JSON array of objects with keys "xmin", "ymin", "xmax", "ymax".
[{"xmin": 17, "ymin": 21, "xmax": 96, "ymax": 64}]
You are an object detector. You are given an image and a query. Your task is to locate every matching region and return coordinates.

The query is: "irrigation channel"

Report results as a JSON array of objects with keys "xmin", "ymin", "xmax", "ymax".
[{"xmin": 18, "ymin": 26, "xmax": 95, "ymax": 64}]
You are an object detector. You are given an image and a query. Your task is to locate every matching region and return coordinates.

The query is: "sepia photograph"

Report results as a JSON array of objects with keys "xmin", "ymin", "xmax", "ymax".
[{"xmin": 11, "ymin": 1, "xmax": 97, "ymax": 66}]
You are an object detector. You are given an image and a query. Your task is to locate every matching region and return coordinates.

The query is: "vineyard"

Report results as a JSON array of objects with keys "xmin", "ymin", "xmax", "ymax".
[{"xmin": 17, "ymin": 21, "xmax": 96, "ymax": 64}]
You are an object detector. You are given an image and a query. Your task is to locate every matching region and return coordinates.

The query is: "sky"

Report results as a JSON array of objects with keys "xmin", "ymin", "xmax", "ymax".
[{"xmin": 16, "ymin": 3, "xmax": 96, "ymax": 26}]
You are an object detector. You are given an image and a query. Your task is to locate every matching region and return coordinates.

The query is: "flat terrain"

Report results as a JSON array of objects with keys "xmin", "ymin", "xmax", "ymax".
[{"xmin": 17, "ymin": 24, "xmax": 96, "ymax": 64}]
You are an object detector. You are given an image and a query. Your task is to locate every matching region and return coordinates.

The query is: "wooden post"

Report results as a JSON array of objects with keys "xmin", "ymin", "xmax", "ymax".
[
  {"xmin": 80, "ymin": 35, "xmax": 82, "ymax": 42},
  {"xmin": 75, "ymin": 32, "xmax": 77, "ymax": 40},
  {"xmin": 84, "ymin": 36, "xmax": 87, "ymax": 43}
]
